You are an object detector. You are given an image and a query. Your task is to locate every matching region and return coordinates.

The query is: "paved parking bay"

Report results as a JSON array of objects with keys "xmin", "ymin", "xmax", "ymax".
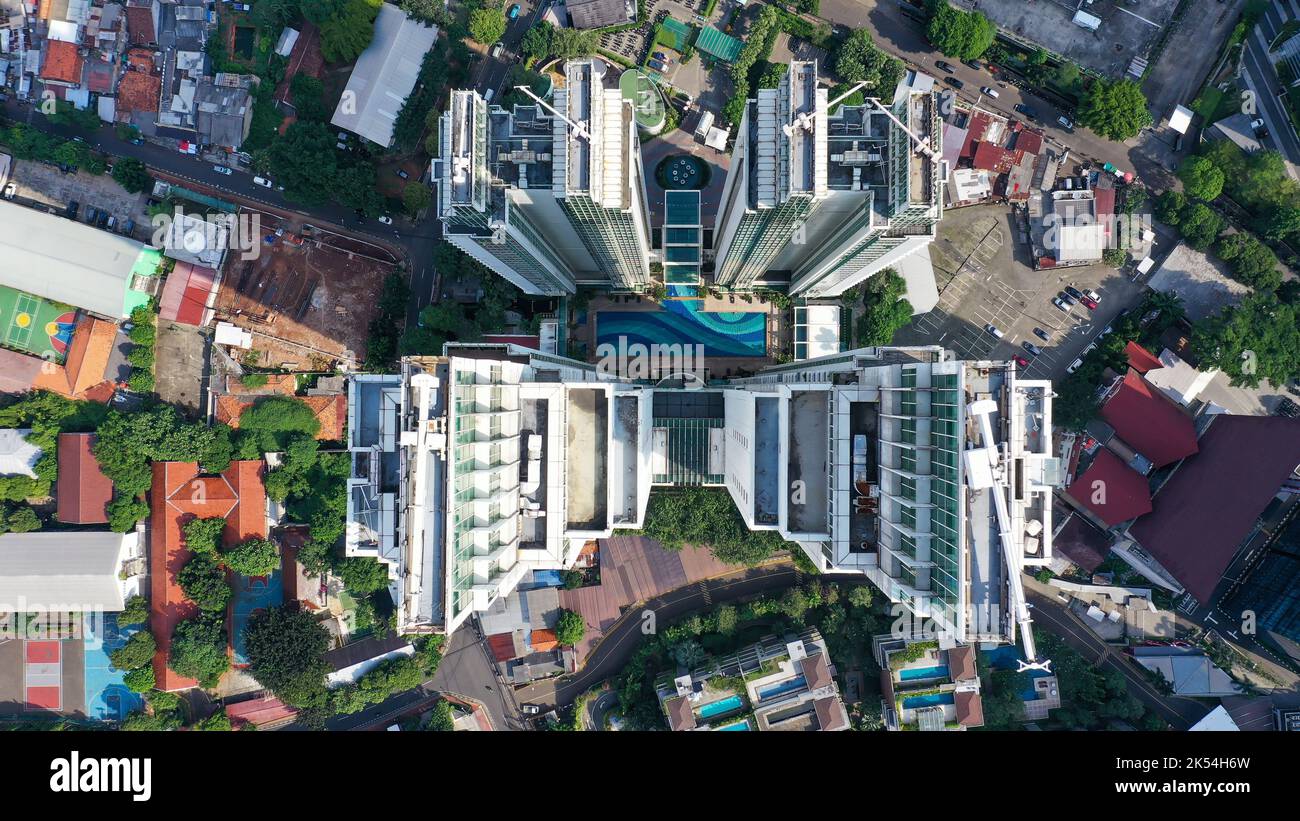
[{"xmin": 7, "ymin": 158, "xmax": 150, "ymax": 240}]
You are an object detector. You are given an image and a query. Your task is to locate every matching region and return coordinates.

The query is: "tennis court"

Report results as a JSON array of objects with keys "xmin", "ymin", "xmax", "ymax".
[
  {"xmin": 695, "ymin": 26, "xmax": 744, "ymax": 63},
  {"xmin": 231, "ymin": 569, "xmax": 283, "ymax": 667},
  {"xmin": 24, "ymin": 640, "xmax": 63, "ymax": 711},
  {"xmin": 0, "ymin": 284, "xmax": 77, "ymax": 363}
]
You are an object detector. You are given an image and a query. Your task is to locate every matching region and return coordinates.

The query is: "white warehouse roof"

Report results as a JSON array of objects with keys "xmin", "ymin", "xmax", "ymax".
[
  {"xmin": 330, "ymin": 6, "xmax": 439, "ymax": 147},
  {"xmin": 0, "ymin": 531, "xmax": 133, "ymax": 612}
]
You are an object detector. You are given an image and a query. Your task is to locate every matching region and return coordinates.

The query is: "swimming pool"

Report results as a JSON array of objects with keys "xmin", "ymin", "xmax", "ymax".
[
  {"xmin": 698, "ymin": 694, "xmax": 745, "ymax": 719},
  {"xmin": 757, "ymin": 675, "xmax": 807, "ymax": 701},
  {"xmin": 597, "ymin": 301, "xmax": 766, "ymax": 358},
  {"xmin": 716, "ymin": 718, "xmax": 752, "ymax": 731},
  {"xmin": 982, "ymin": 645, "xmax": 1053, "ymax": 700},
  {"xmin": 898, "ymin": 664, "xmax": 949, "ymax": 682},
  {"xmin": 902, "ymin": 693, "xmax": 955, "ymax": 709}
]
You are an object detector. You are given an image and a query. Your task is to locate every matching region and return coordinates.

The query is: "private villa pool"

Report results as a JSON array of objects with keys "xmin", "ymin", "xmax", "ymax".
[
  {"xmin": 898, "ymin": 664, "xmax": 949, "ymax": 682},
  {"xmin": 597, "ymin": 300, "xmax": 766, "ymax": 358},
  {"xmin": 902, "ymin": 693, "xmax": 955, "ymax": 709},
  {"xmin": 757, "ymin": 675, "xmax": 807, "ymax": 701},
  {"xmin": 715, "ymin": 718, "xmax": 753, "ymax": 731},
  {"xmin": 697, "ymin": 694, "xmax": 745, "ymax": 719},
  {"xmin": 983, "ymin": 645, "xmax": 1054, "ymax": 701}
]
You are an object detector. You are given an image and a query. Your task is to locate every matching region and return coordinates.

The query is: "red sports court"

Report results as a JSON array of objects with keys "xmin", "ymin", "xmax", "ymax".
[{"xmin": 24, "ymin": 640, "xmax": 62, "ymax": 711}]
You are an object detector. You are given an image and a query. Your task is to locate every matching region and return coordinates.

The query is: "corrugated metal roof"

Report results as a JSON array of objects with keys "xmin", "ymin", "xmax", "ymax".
[
  {"xmin": 0, "ymin": 531, "xmax": 128, "ymax": 611},
  {"xmin": 330, "ymin": 6, "xmax": 438, "ymax": 146}
]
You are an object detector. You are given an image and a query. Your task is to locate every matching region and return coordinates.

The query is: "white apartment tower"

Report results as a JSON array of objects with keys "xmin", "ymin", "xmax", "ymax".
[
  {"xmin": 712, "ymin": 63, "xmax": 945, "ymax": 299},
  {"xmin": 435, "ymin": 59, "xmax": 653, "ymax": 296}
]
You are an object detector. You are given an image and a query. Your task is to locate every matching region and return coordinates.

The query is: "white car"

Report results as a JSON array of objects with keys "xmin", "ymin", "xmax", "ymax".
[
  {"xmin": 1082, "ymin": 288, "xmax": 1101, "ymax": 303},
  {"xmin": 981, "ymin": 86, "xmax": 999, "ymax": 99},
  {"xmin": 377, "ymin": 215, "xmax": 393, "ymax": 225},
  {"xmin": 253, "ymin": 176, "xmax": 273, "ymax": 188},
  {"xmin": 213, "ymin": 165, "xmax": 233, "ymax": 175},
  {"xmin": 984, "ymin": 323, "xmax": 1004, "ymax": 339}
]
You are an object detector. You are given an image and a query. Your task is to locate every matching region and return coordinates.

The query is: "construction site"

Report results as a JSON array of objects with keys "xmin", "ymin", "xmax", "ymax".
[{"xmin": 212, "ymin": 210, "xmax": 398, "ymax": 371}]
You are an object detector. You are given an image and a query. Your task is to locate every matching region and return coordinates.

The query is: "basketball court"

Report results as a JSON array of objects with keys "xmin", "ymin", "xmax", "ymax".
[
  {"xmin": 0, "ymin": 285, "xmax": 77, "ymax": 364},
  {"xmin": 24, "ymin": 640, "xmax": 63, "ymax": 711},
  {"xmin": 231, "ymin": 570, "xmax": 283, "ymax": 667}
]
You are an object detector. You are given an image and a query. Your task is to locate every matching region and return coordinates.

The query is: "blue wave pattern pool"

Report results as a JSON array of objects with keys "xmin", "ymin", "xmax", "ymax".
[
  {"xmin": 698, "ymin": 694, "xmax": 745, "ymax": 718},
  {"xmin": 982, "ymin": 645, "xmax": 1053, "ymax": 701},
  {"xmin": 757, "ymin": 675, "xmax": 807, "ymax": 701},
  {"xmin": 898, "ymin": 664, "xmax": 949, "ymax": 682},
  {"xmin": 597, "ymin": 301, "xmax": 766, "ymax": 358},
  {"xmin": 902, "ymin": 693, "xmax": 955, "ymax": 709}
]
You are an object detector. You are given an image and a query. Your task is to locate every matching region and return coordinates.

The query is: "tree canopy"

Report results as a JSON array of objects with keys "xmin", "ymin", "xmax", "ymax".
[
  {"xmin": 178, "ymin": 553, "xmax": 234, "ymax": 612},
  {"xmin": 320, "ymin": 0, "xmax": 382, "ymax": 64},
  {"xmin": 855, "ymin": 268, "xmax": 913, "ymax": 347},
  {"xmin": 183, "ymin": 516, "xmax": 227, "ymax": 555},
  {"xmin": 337, "ymin": 556, "xmax": 390, "ymax": 595},
  {"xmin": 111, "ymin": 158, "xmax": 151, "ymax": 194},
  {"xmin": 640, "ymin": 486, "xmax": 791, "ymax": 566},
  {"xmin": 1077, "ymin": 78, "xmax": 1153, "ymax": 142},
  {"xmin": 925, "ymin": 0, "xmax": 996, "ymax": 61},
  {"xmin": 1178, "ymin": 155, "xmax": 1225, "ymax": 202},
  {"xmin": 109, "ymin": 630, "xmax": 156, "ymax": 671},
  {"xmin": 222, "ymin": 537, "xmax": 281, "ymax": 577},
  {"xmin": 235, "ymin": 396, "xmax": 322, "ymax": 455},
  {"xmin": 468, "ymin": 7, "xmax": 506, "ymax": 46},
  {"xmin": 555, "ymin": 609, "xmax": 586, "ymax": 647},
  {"xmin": 245, "ymin": 605, "xmax": 332, "ymax": 708},
  {"xmin": 169, "ymin": 615, "xmax": 231, "ymax": 688},
  {"xmin": 834, "ymin": 29, "xmax": 903, "ymax": 91},
  {"xmin": 1191, "ymin": 293, "xmax": 1300, "ymax": 388},
  {"xmin": 1213, "ymin": 232, "xmax": 1282, "ymax": 291}
]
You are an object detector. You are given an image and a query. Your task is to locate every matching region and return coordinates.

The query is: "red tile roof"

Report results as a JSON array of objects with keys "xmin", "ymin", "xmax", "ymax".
[
  {"xmin": 1014, "ymin": 129, "xmax": 1044, "ymax": 156},
  {"xmin": 1129, "ymin": 416, "xmax": 1300, "ymax": 602},
  {"xmin": 1101, "ymin": 370, "xmax": 1199, "ymax": 468},
  {"xmin": 150, "ymin": 460, "xmax": 267, "ymax": 691},
  {"xmin": 486, "ymin": 632, "xmax": 517, "ymax": 662},
  {"xmin": 55, "ymin": 433, "xmax": 113, "ymax": 524},
  {"xmin": 226, "ymin": 695, "xmax": 298, "ymax": 728},
  {"xmin": 1094, "ymin": 186, "xmax": 1116, "ymax": 216},
  {"xmin": 125, "ymin": 4, "xmax": 156, "ymax": 45},
  {"xmin": 955, "ymin": 690, "xmax": 984, "ymax": 727},
  {"xmin": 972, "ymin": 142, "xmax": 1013, "ymax": 172},
  {"xmin": 158, "ymin": 261, "xmax": 217, "ymax": 326},
  {"xmin": 529, "ymin": 628, "xmax": 558, "ymax": 653},
  {"xmin": 40, "ymin": 40, "xmax": 83, "ymax": 84},
  {"xmin": 1065, "ymin": 449, "xmax": 1153, "ymax": 527},
  {"xmin": 30, "ymin": 318, "xmax": 119, "ymax": 400},
  {"xmin": 215, "ymin": 395, "xmax": 347, "ymax": 442},
  {"xmin": 1125, "ymin": 341, "xmax": 1163, "ymax": 374},
  {"xmin": 961, "ymin": 112, "xmax": 992, "ymax": 158},
  {"xmin": 116, "ymin": 70, "xmax": 161, "ymax": 113}
]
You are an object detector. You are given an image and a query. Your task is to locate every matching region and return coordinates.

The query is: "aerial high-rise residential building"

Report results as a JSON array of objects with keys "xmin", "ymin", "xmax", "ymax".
[
  {"xmin": 712, "ymin": 62, "xmax": 945, "ymax": 299},
  {"xmin": 434, "ymin": 59, "xmax": 653, "ymax": 296}
]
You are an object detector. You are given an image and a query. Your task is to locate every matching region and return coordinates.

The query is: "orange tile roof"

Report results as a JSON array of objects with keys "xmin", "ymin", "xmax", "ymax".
[
  {"xmin": 530, "ymin": 629, "xmax": 558, "ymax": 653},
  {"xmin": 150, "ymin": 459, "xmax": 267, "ymax": 691},
  {"xmin": 40, "ymin": 40, "xmax": 84, "ymax": 84},
  {"xmin": 216, "ymin": 394, "xmax": 347, "ymax": 442},
  {"xmin": 224, "ymin": 373, "xmax": 298, "ymax": 396},
  {"xmin": 116, "ymin": 69, "xmax": 161, "ymax": 113},
  {"xmin": 31, "ymin": 318, "xmax": 118, "ymax": 401},
  {"xmin": 56, "ymin": 433, "xmax": 114, "ymax": 524}
]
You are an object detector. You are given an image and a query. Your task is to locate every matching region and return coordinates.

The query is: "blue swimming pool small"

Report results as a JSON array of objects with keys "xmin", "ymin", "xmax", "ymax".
[
  {"xmin": 716, "ymin": 719, "xmax": 752, "ymax": 731},
  {"xmin": 698, "ymin": 694, "xmax": 745, "ymax": 718},
  {"xmin": 757, "ymin": 675, "xmax": 806, "ymax": 701},
  {"xmin": 899, "ymin": 664, "xmax": 949, "ymax": 682},
  {"xmin": 902, "ymin": 693, "xmax": 955, "ymax": 709},
  {"xmin": 597, "ymin": 301, "xmax": 767, "ymax": 358}
]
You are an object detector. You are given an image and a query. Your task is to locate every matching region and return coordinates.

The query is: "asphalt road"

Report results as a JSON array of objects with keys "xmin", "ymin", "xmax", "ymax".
[
  {"xmin": 1243, "ymin": 3, "xmax": 1300, "ymax": 177},
  {"xmin": 1024, "ymin": 582, "xmax": 1210, "ymax": 730},
  {"xmin": 514, "ymin": 564, "xmax": 806, "ymax": 712}
]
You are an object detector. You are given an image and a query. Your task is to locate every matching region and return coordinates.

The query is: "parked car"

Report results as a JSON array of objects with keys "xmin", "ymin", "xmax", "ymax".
[
  {"xmin": 521, "ymin": 704, "xmax": 542, "ymax": 715},
  {"xmin": 377, "ymin": 215, "xmax": 393, "ymax": 225},
  {"xmin": 1057, "ymin": 115, "xmax": 1074, "ymax": 131},
  {"xmin": 96, "ymin": 211, "xmax": 109, "ymax": 227},
  {"xmin": 396, "ymin": 168, "xmax": 410, "ymax": 180},
  {"xmin": 1052, "ymin": 297, "xmax": 1071, "ymax": 313},
  {"xmin": 483, "ymin": 88, "xmax": 495, "ymax": 103},
  {"xmin": 1080, "ymin": 295, "xmax": 1099, "ymax": 310},
  {"xmin": 935, "ymin": 60, "xmax": 954, "ymax": 73},
  {"xmin": 213, "ymin": 165, "xmax": 232, "ymax": 175},
  {"xmin": 1014, "ymin": 103, "xmax": 1038, "ymax": 119},
  {"xmin": 2, "ymin": 182, "xmax": 16, "ymax": 200},
  {"xmin": 963, "ymin": 59, "xmax": 982, "ymax": 71},
  {"xmin": 985, "ymin": 323, "xmax": 1004, "ymax": 339},
  {"xmin": 508, "ymin": 3, "xmax": 520, "ymax": 19},
  {"xmin": 1250, "ymin": 118, "xmax": 1270, "ymax": 140},
  {"xmin": 1033, "ymin": 327, "xmax": 1051, "ymax": 343},
  {"xmin": 653, "ymin": 51, "xmax": 668, "ymax": 61},
  {"xmin": 1082, "ymin": 288, "xmax": 1100, "ymax": 303},
  {"xmin": 86, "ymin": 206, "xmax": 99, "ymax": 223},
  {"xmin": 253, "ymin": 176, "xmax": 273, "ymax": 188},
  {"xmin": 106, "ymin": 215, "xmax": 117, "ymax": 230},
  {"xmin": 1066, "ymin": 357, "xmax": 1084, "ymax": 374},
  {"xmin": 1063, "ymin": 285, "xmax": 1083, "ymax": 301},
  {"xmin": 981, "ymin": 86, "xmax": 1000, "ymax": 99},
  {"xmin": 1022, "ymin": 341, "xmax": 1043, "ymax": 356},
  {"xmin": 648, "ymin": 59, "xmax": 668, "ymax": 73},
  {"xmin": 1013, "ymin": 354, "xmax": 1030, "ymax": 367},
  {"xmin": 943, "ymin": 76, "xmax": 964, "ymax": 90}
]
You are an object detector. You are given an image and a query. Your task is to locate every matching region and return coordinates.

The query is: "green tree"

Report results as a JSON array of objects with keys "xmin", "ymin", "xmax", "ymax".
[
  {"xmin": 244, "ymin": 605, "xmax": 332, "ymax": 708},
  {"xmin": 123, "ymin": 665, "xmax": 156, "ymax": 693},
  {"xmin": 111, "ymin": 157, "xmax": 151, "ymax": 194},
  {"xmin": 169, "ymin": 615, "xmax": 231, "ymax": 688},
  {"xmin": 1077, "ymin": 78, "xmax": 1153, "ymax": 141},
  {"xmin": 555, "ymin": 609, "xmax": 586, "ymax": 647},
  {"xmin": 110, "ymin": 630, "xmax": 157, "ymax": 671},
  {"xmin": 847, "ymin": 584, "xmax": 874, "ymax": 610},
  {"xmin": 641, "ymin": 486, "xmax": 791, "ymax": 565},
  {"xmin": 337, "ymin": 556, "xmax": 390, "ymax": 595},
  {"xmin": 289, "ymin": 75, "xmax": 330, "ymax": 122},
  {"xmin": 426, "ymin": 699, "xmax": 455, "ymax": 731},
  {"xmin": 6, "ymin": 506, "xmax": 41, "ymax": 533},
  {"xmin": 835, "ymin": 28, "xmax": 903, "ymax": 90},
  {"xmin": 1259, "ymin": 205, "xmax": 1300, "ymax": 241},
  {"xmin": 1178, "ymin": 202, "xmax": 1224, "ymax": 250},
  {"xmin": 1179, "ymin": 155, "xmax": 1225, "ymax": 201},
  {"xmin": 1191, "ymin": 293, "xmax": 1300, "ymax": 388},
  {"xmin": 106, "ymin": 496, "xmax": 149, "ymax": 533},
  {"xmin": 222, "ymin": 537, "xmax": 281, "ymax": 577},
  {"xmin": 269, "ymin": 121, "xmax": 340, "ymax": 205},
  {"xmin": 469, "ymin": 7, "xmax": 506, "ymax": 46},
  {"xmin": 179, "ymin": 553, "xmax": 234, "ymax": 612},
  {"xmin": 235, "ymin": 396, "xmax": 322, "ymax": 454},
  {"xmin": 925, "ymin": 0, "xmax": 996, "ymax": 61},
  {"xmin": 1213, "ymin": 232, "xmax": 1281, "ymax": 291},
  {"xmin": 402, "ymin": 182, "xmax": 431, "ymax": 216},
  {"xmin": 1154, "ymin": 190, "xmax": 1186, "ymax": 225},
  {"xmin": 183, "ymin": 516, "xmax": 228, "ymax": 554},
  {"xmin": 321, "ymin": 0, "xmax": 381, "ymax": 64},
  {"xmin": 119, "ymin": 595, "xmax": 150, "ymax": 626},
  {"xmin": 855, "ymin": 268, "xmax": 913, "ymax": 346}
]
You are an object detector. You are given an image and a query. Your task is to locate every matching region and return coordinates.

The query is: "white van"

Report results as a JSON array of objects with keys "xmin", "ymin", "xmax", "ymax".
[
  {"xmin": 982, "ymin": 86, "xmax": 1000, "ymax": 99},
  {"xmin": 1066, "ymin": 357, "xmax": 1084, "ymax": 374},
  {"xmin": 984, "ymin": 323, "xmax": 1004, "ymax": 339}
]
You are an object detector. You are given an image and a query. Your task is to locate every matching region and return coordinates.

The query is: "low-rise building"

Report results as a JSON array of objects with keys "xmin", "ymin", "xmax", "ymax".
[{"xmin": 330, "ymin": 5, "xmax": 438, "ymax": 147}]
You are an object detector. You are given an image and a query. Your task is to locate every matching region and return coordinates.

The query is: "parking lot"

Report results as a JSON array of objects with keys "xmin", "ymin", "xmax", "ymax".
[
  {"xmin": 5, "ymin": 158, "xmax": 150, "ymax": 241},
  {"xmin": 897, "ymin": 205, "xmax": 1148, "ymax": 380},
  {"xmin": 601, "ymin": 0, "xmax": 709, "ymax": 65}
]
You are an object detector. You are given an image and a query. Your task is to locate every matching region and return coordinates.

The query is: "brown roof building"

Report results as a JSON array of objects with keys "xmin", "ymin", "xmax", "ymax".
[
  {"xmin": 116, "ymin": 69, "xmax": 161, "ymax": 114},
  {"xmin": 55, "ymin": 433, "xmax": 114, "ymax": 524},
  {"xmin": 947, "ymin": 645, "xmax": 977, "ymax": 683},
  {"xmin": 40, "ymin": 40, "xmax": 84, "ymax": 85},
  {"xmin": 955, "ymin": 690, "xmax": 985, "ymax": 728},
  {"xmin": 665, "ymin": 696, "xmax": 697, "ymax": 731},
  {"xmin": 799, "ymin": 652, "xmax": 833, "ymax": 692},
  {"xmin": 215, "ymin": 394, "xmax": 347, "ymax": 442}
]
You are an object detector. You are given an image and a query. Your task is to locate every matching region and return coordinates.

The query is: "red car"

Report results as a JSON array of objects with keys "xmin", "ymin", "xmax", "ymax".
[
  {"xmin": 1013, "ymin": 355, "xmax": 1030, "ymax": 368},
  {"xmin": 1080, "ymin": 296, "xmax": 1098, "ymax": 310}
]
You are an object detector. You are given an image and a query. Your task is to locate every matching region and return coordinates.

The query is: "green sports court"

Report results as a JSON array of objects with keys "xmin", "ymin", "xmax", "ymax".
[{"xmin": 0, "ymin": 284, "xmax": 78, "ymax": 364}]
